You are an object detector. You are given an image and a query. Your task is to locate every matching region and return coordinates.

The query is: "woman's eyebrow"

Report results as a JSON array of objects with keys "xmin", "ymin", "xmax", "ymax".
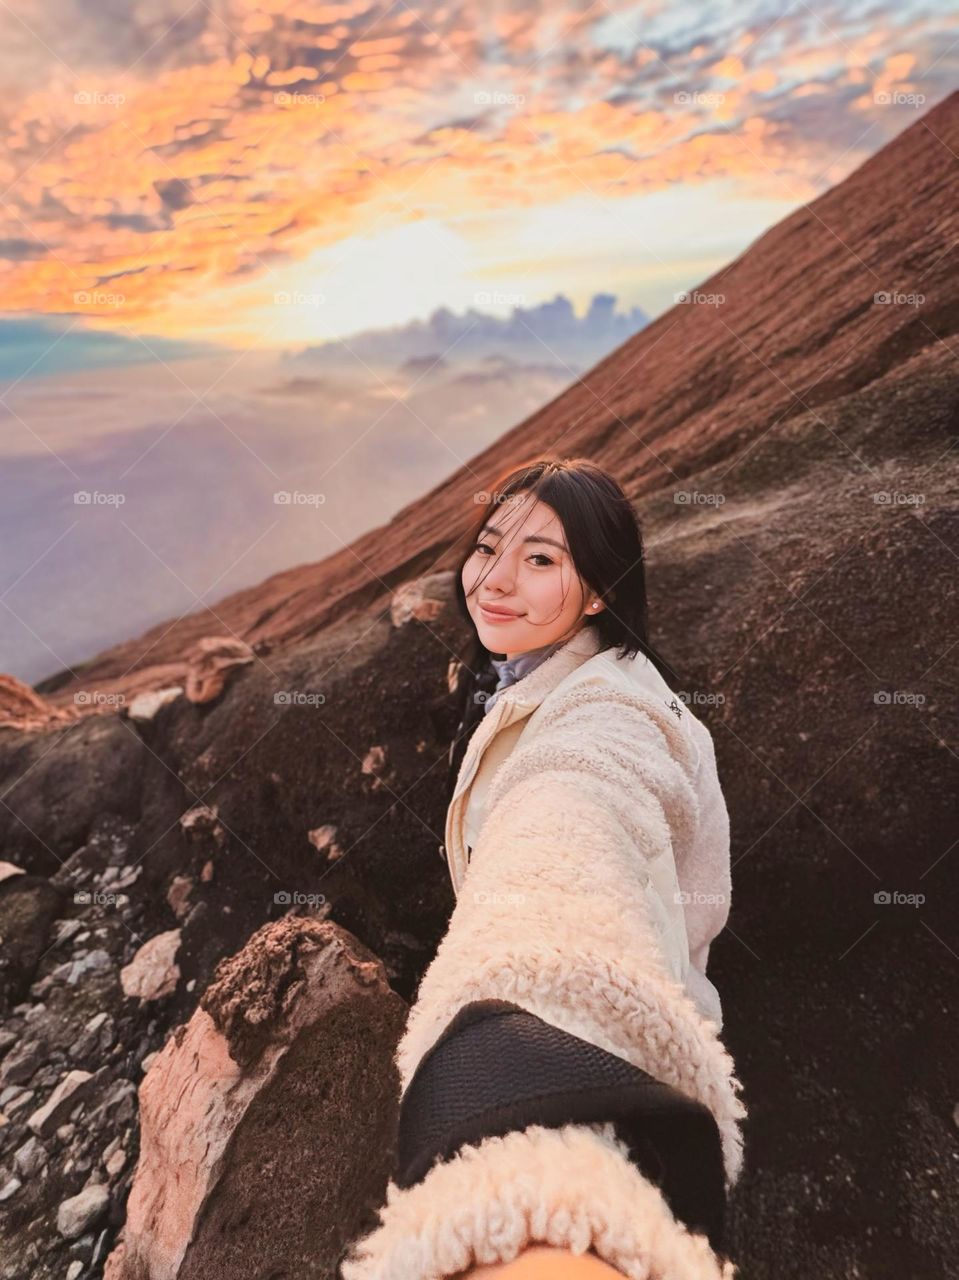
[{"xmin": 478, "ymin": 523, "xmax": 568, "ymax": 551}]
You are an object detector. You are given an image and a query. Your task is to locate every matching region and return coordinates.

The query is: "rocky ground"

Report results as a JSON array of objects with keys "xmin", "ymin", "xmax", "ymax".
[{"xmin": 0, "ymin": 92, "xmax": 956, "ymax": 1280}]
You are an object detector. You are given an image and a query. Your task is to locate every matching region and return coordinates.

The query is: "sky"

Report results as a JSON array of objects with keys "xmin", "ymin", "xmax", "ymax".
[
  {"xmin": 0, "ymin": 0, "xmax": 957, "ymax": 684},
  {"xmin": 0, "ymin": 0, "xmax": 956, "ymax": 356}
]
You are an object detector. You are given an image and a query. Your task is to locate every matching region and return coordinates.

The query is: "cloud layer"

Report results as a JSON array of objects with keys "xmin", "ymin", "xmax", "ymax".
[{"xmin": 0, "ymin": 0, "xmax": 955, "ymax": 342}]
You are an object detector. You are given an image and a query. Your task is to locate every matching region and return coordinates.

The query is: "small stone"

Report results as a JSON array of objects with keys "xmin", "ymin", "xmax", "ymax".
[
  {"xmin": 307, "ymin": 824, "xmax": 344, "ymax": 861},
  {"xmin": 6, "ymin": 1088, "xmax": 35, "ymax": 1114},
  {"xmin": 14, "ymin": 1135, "xmax": 47, "ymax": 1178},
  {"xmin": 361, "ymin": 745, "xmax": 386, "ymax": 776},
  {"xmin": 120, "ymin": 931, "xmax": 181, "ymax": 1002},
  {"xmin": 0, "ymin": 1038, "xmax": 47, "ymax": 1086},
  {"xmin": 49, "ymin": 948, "xmax": 113, "ymax": 988},
  {"xmin": 28, "ymin": 1070, "xmax": 94, "ymax": 1137},
  {"xmin": 57, "ymin": 1183, "xmax": 110, "ymax": 1239},
  {"xmin": 127, "ymin": 686, "xmax": 184, "ymax": 722},
  {"xmin": 71, "ymin": 1011, "xmax": 116, "ymax": 1060},
  {"xmin": 0, "ymin": 1175, "xmax": 22, "ymax": 1201},
  {"xmin": 390, "ymin": 575, "xmax": 447, "ymax": 625},
  {"xmin": 66, "ymin": 1262, "xmax": 84, "ymax": 1280},
  {"xmin": 166, "ymin": 875, "xmax": 194, "ymax": 922},
  {"xmin": 179, "ymin": 805, "xmax": 225, "ymax": 847},
  {"xmin": 53, "ymin": 919, "xmax": 83, "ymax": 947},
  {"xmin": 112, "ymin": 864, "xmax": 141, "ymax": 891}
]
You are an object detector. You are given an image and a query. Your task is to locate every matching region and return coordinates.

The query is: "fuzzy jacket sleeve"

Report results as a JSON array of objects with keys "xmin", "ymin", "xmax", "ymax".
[
  {"xmin": 396, "ymin": 679, "xmax": 745, "ymax": 1179},
  {"xmin": 340, "ymin": 1121, "xmax": 737, "ymax": 1280},
  {"xmin": 340, "ymin": 680, "xmax": 747, "ymax": 1280}
]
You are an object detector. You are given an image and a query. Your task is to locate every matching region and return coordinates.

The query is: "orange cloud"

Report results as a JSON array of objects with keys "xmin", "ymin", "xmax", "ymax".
[{"xmin": 0, "ymin": 0, "xmax": 954, "ymax": 340}]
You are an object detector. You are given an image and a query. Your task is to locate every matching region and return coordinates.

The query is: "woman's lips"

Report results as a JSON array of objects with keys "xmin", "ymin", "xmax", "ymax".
[{"xmin": 479, "ymin": 603, "xmax": 524, "ymax": 623}]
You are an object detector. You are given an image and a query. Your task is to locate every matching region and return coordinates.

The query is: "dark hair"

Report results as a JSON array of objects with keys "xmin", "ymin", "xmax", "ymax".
[{"xmin": 443, "ymin": 456, "xmax": 678, "ymax": 795}]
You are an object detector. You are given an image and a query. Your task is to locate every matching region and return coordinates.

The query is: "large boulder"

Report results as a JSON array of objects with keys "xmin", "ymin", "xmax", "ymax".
[{"xmin": 105, "ymin": 917, "xmax": 407, "ymax": 1280}]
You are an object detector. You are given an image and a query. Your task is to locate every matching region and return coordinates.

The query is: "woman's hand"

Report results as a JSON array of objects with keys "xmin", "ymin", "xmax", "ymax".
[{"xmin": 452, "ymin": 1244, "xmax": 626, "ymax": 1280}]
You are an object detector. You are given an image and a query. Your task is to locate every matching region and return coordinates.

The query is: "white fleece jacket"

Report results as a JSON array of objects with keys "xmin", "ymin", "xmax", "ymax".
[
  {"xmin": 451, "ymin": 626, "xmax": 731, "ymax": 1031},
  {"xmin": 341, "ymin": 626, "xmax": 747, "ymax": 1280}
]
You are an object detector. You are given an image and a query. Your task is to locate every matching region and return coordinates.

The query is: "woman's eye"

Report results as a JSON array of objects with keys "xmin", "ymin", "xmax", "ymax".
[{"xmin": 471, "ymin": 541, "xmax": 553, "ymax": 567}]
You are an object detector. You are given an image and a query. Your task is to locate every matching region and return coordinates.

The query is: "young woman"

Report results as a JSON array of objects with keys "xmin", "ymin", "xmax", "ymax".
[{"xmin": 342, "ymin": 458, "xmax": 747, "ymax": 1280}]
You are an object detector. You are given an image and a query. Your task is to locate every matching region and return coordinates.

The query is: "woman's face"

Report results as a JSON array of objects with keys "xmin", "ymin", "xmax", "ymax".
[{"xmin": 462, "ymin": 493, "xmax": 605, "ymax": 659}]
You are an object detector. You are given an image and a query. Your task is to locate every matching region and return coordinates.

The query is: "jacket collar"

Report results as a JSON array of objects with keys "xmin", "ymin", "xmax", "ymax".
[
  {"xmin": 458, "ymin": 624, "xmax": 604, "ymax": 775},
  {"xmin": 489, "ymin": 623, "xmax": 604, "ymax": 715}
]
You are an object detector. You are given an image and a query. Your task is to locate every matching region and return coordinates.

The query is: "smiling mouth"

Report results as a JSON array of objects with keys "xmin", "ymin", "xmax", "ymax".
[{"xmin": 479, "ymin": 603, "xmax": 524, "ymax": 619}]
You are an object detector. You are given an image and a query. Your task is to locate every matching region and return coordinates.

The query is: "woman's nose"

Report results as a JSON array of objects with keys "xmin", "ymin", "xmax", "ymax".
[{"xmin": 481, "ymin": 553, "xmax": 516, "ymax": 593}]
